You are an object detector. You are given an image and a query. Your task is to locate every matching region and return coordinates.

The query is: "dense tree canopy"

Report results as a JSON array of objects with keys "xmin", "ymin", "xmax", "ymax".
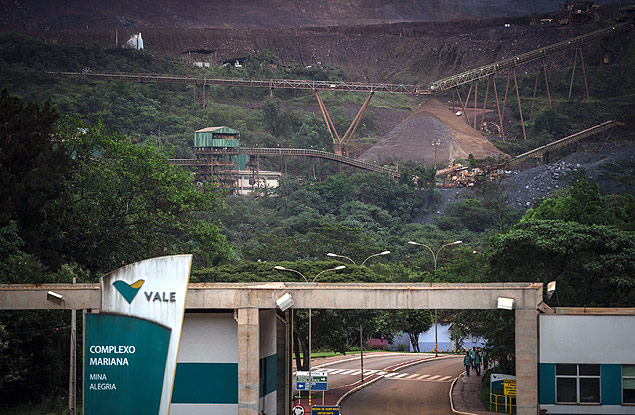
[
  {"xmin": 55, "ymin": 118, "xmax": 231, "ymax": 272},
  {"xmin": 0, "ymin": 89, "xmax": 71, "ymax": 265}
]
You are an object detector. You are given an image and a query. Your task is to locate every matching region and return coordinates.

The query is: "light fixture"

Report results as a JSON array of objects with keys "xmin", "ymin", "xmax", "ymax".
[
  {"xmin": 47, "ymin": 291, "xmax": 64, "ymax": 305},
  {"xmin": 547, "ymin": 281, "xmax": 556, "ymax": 299},
  {"xmin": 497, "ymin": 297, "xmax": 514, "ymax": 310},
  {"xmin": 275, "ymin": 293, "xmax": 294, "ymax": 312}
]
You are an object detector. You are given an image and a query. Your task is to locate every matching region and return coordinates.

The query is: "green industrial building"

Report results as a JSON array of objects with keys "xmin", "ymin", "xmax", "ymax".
[{"xmin": 194, "ymin": 126, "xmax": 248, "ymax": 190}]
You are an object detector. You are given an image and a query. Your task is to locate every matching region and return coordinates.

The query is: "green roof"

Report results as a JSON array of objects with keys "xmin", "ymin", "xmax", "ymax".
[{"xmin": 195, "ymin": 126, "xmax": 240, "ymax": 135}]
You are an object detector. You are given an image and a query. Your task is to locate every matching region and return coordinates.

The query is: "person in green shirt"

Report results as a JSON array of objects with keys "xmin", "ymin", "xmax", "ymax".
[
  {"xmin": 463, "ymin": 351, "xmax": 472, "ymax": 376},
  {"xmin": 474, "ymin": 349, "xmax": 482, "ymax": 376},
  {"xmin": 482, "ymin": 348, "xmax": 489, "ymax": 370}
]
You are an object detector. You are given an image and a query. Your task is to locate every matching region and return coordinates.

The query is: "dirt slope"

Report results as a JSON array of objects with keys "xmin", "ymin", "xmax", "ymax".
[
  {"xmin": 359, "ymin": 98, "xmax": 507, "ymax": 165},
  {"xmin": 4, "ymin": 0, "xmax": 566, "ymax": 31}
]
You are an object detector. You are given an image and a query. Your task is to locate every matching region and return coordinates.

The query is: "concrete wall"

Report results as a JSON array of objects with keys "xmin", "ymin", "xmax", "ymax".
[
  {"xmin": 171, "ymin": 312, "xmax": 239, "ymax": 415},
  {"xmin": 539, "ymin": 314, "xmax": 635, "ymax": 414},
  {"xmin": 540, "ymin": 315, "xmax": 635, "ymax": 364},
  {"xmin": 170, "ymin": 311, "xmax": 278, "ymax": 415}
]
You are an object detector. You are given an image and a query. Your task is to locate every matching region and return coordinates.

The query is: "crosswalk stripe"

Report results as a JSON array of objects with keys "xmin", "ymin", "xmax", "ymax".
[
  {"xmin": 393, "ymin": 373, "xmax": 408, "ymax": 379},
  {"xmin": 384, "ymin": 372, "xmax": 397, "ymax": 378},
  {"xmin": 340, "ymin": 370, "xmax": 358, "ymax": 375},
  {"xmin": 427, "ymin": 375, "xmax": 441, "ymax": 380},
  {"xmin": 328, "ymin": 369, "xmax": 345, "ymax": 374},
  {"xmin": 350, "ymin": 370, "xmax": 362, "ymax": 376},
  {"xmin": 406, "ymin": 374, "xmax": 420, "ymax": 379},
  {"xmin": 417, "ymin": 374, "xmax": 430, "ymax": 379},
  {"xmin": 438, "ymin": 375, "xmax": 452, "ymax": 381},
  {"xmin": 364, "ymin": 369, "xmax": 377, "ymax": 374}
]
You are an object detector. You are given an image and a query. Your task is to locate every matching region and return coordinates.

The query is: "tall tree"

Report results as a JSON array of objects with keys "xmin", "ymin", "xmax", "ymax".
[
  {"xmin": 395, "ymin": 310, "xmax": 433, "ymax": 353},
  {"xmin": 488, "ymin": 219, "xmax": 634, "ymax": 306},
  {"xmin": 0, "ymin": 90, "xmax": 72, "ymax": 266},
  {"xmin": 54, "ymin": 118, "xmax": 231, "ymax": 273}
]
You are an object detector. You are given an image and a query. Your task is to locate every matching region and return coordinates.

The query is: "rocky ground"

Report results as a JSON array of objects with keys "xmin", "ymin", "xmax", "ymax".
[
  {"xmin": 501, "ymin": 142, "xmax": 635, "ymax": 210},
  {"xmin": 416, "ymin": 142, "xmax": 635, "ymax": 223}
]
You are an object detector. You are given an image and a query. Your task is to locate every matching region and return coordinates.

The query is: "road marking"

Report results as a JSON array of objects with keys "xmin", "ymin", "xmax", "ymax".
[
  {"xmin": 363, "ymin": 369, "xmax": 378, "ymax": 374},
  {"xmin": 417, "ymin": 374, "xmax": 430, "ymax": 379},
  {"xmin": 328, "ymin": 369, "xmax": 346, "ymax": 374},
  {"xmin": 384, "ymin": 372, "xmax": 397, "ymax": 378},
  {"xmin": 350, "ymin": 370, "xmax": 362, "ymax": 376},
  {"xmin": 427, "ymin": 375, "xmax": 441, "ymax": 380},
  {"xmin": 340, "ymin": 370, "xmax": 358, "ymax": 375},
  {"xmin": 393, "ymin": 373, "xmax": 408, "ymax": 379},
  {"xmin": 438, "ymin": 375, "xmax": 452, "ymax": 381},
  {"xmin": 406, "ymin": 374, "xmax": 420, "ymax": 379}
]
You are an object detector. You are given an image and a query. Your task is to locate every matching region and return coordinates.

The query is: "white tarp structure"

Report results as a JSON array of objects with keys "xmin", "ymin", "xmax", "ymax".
[{"xmin": 125, "ymin": 32, "xmax": 144, "ymax": 50}]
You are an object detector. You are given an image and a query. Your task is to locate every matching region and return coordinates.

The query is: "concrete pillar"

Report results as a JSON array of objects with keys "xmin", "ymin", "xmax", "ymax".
[
  {"xmin": 238, "ymin": 308, "xmax": 260, "ymax": 415},
  {"xmin": 515, "ymin": 309, "xmax": 539, "ymax": 415},
  {"xmin": 276, "ymin": 310, "xmax": 290, "ymax": 415}
]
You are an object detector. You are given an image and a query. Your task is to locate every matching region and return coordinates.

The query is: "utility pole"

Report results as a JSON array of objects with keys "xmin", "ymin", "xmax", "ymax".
[
  {"xmin": 360, "ymin": 325, "xmax": 364, "ymax": 382},
  {"xmin": 68, "ymin": 277, "xmax": 76, "ymax": 415}
]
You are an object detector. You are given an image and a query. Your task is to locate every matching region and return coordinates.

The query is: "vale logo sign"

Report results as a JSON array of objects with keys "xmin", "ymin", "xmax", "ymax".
[{"xmin": 112, "ymin": 279, "xmax": 145, "ymax": 304}]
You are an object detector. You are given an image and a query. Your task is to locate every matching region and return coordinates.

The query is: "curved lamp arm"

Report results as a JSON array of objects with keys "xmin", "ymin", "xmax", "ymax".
[
  {"xmin": 360, "ymin": 250, "xmax": 391, "ymax": 267},
  {"xmin": 326, "ymin": 253, "xmax": 356, "ymax": 264},
  {"xmin": 274, "ymin": 266, "xmax": 308, "ymax": 283},
  {"xmin": 313, "ymin": 265, "xmax": 346, "ymax": 282},
  {"xmin": 274, "ymin": 265, "xmax": 346, "ymax": 283}
]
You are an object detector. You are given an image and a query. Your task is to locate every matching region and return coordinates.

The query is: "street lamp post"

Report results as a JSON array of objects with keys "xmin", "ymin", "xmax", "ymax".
[
  {"xmin": 407, "ymin": 240, "xmax": 462, "ymax": 356},
  {"xmin": 274, "ymin": 265, "xmax": 346, "ymax": 410},
  {"xmin": 326, "ymin": 250, "xmax": 390, "ymax": 266},
  {"xmin": 326, "ymin": 250, "xmax": 389, "ymax": 382}
]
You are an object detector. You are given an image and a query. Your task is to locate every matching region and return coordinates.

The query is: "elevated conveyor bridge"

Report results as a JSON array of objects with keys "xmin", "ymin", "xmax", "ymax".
[
  {"xmin": 499, "ymin": 120, "xmax": 623, "ymax": 167},
  {"xmin": 429, "ymin": 23, "xmax": 631, "ymax": 91},
  {"xmin": 170, "ymin": 147, "xmax": 400, "ymax": 178}
]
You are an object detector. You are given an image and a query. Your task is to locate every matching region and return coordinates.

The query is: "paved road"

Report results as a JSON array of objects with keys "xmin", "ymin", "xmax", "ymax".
[
  {"xmin": 339, "ymin": 356, "xmax": 464, "ymax": 415},
  {"xmin": 296, "ymin": 354, "xmax": 440, "ymax": 392}
]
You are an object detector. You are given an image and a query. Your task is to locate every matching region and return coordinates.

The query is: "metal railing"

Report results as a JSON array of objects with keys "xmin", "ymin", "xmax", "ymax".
[{"xmin": 490, "ymin": 392, "xmax": 516, "ymax": 414}]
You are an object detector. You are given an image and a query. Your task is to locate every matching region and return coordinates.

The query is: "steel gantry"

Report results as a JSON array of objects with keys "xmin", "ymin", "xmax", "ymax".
[
  {"xmin": 314, "ymin": 90, "xmax": 374, "ymax": 156},
  {"xmin": 439, "ymin": 22, "xmax": 630, "ymax": 141},
  {"xmin": 429, "ymin": 22, "xmax": 631, "ymax": 91}
]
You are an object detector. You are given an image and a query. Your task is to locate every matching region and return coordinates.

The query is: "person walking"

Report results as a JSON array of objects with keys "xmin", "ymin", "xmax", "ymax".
[
  {"xmin": 463, "ymin": 351, "xmax": 472, "ymax": 376},
  {"xmin": 482, "ymin": 348, "xmax": 489, "ymax": 370},
  {"xmin": 469, "ymin": 347, "xmax": 478, "ymax": 371},
  {"xmin": 474, "ymin": 349, "xmax": 482, "ymax": 376}
]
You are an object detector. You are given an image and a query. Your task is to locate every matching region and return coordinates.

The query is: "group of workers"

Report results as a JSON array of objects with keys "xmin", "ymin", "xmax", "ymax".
[{"xmin": 463, "ymin": 346, "xmax": 489, "ymax": 376}]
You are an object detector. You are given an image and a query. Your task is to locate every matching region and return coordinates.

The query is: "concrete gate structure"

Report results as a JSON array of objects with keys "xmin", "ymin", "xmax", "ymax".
[{"xmin": 0, "ymin": 280, "xmax": 544, "ymax": 415}]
